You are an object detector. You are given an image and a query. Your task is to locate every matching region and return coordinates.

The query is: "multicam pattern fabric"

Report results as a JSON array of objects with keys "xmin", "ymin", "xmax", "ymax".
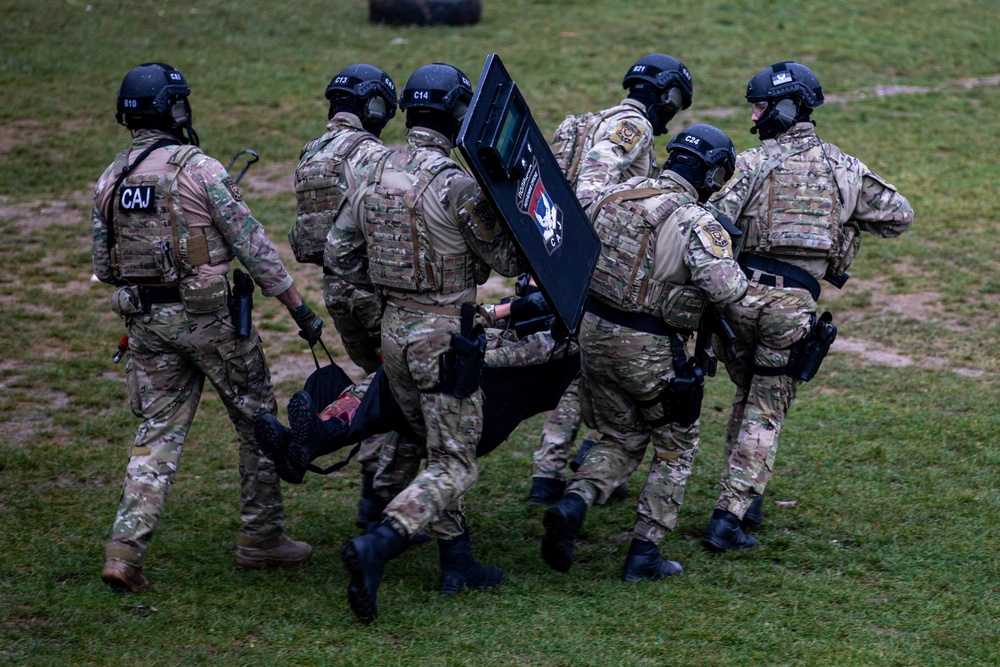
[
  {"xmin": 93, "ymin": 130, "xmax": 294, "ymax": 297},
  {"xmin": 291, "ymin": 114, "xmax": 381, "ymax": 266},
  {"xmin": 531, "ymin": 376, "xmax": 582, "ymax": 480},
  {"xmin": 105, "ymin": 306, "xmax": 284, "ymax": 566},
  {"xmin": 709, "ymin": 123, "xmax": 914, "ymax": 280},
  {"xmin": 571, "ymin": 99, "xmax": 658, "ymax": 212},
  {"xmin": 567, "ymin": 170, "xmax": 747, "ymax": 545},
  {"xmin": 322, "ymin": 273, "xmax": 383, "ymax": 376},
  {"xmin": 706, "ymin": 121, "xmax": 913, "ymax": 519},
  {"xmin": 93, "ymin": 130, "xmax": 297, "ymax": 566},
  {"xmin": 334, "ymin": 127, "xmax": 523, "ymax": 540}
]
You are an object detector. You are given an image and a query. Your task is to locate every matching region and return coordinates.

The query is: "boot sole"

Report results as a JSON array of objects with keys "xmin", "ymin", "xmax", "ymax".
[
  {"xmin": 287, "ymin": 392, "xmax": 314, "ymax": 449},
  {"xmin": 701, "ymin": 533, "xmax": 757, "ymax": 553},
  {"xmin": 340, "ymin": 541, "xmax": 378, "ymax": 624},
  {"xmin": 541, "ymin": 507, "xmax": 575, "ymax": 572},
  {"xmin": 234, "ymin": 553, "xmax": 312, "ymax": 569}
]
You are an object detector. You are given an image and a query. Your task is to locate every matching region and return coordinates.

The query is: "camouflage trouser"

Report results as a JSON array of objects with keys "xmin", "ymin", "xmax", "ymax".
[
  {"xmin": 106, "ymin": 302, "xmax": 283, "ymax": 567},
  {"xmin": 369, "ymin": 430, "xmax": 425, "ymax": 500},
  {"xmin": 531, "ymin": 375, "xmax": 582, "ymax": 480},
  {"xmin": 323, "ymin": 274, "xmax": 383, "ymax": 376},
  {"xmin": 379, "ymin": 304, "xmax": 482, "ymax": 540},
  {"xmin": 568, "ymin": 312, "xmax": 699, "ymax": 546},
  {"xmin": 713, "ymin": 282, "xmax": 814, "ymax": 519}
]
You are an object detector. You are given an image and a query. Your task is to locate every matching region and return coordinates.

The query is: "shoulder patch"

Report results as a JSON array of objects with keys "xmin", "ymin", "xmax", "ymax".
[
  {"xmin": 694, "ymin": 219, "xmax": 733, "ymax": 259},
  {"xmin": 610, "ymin": 119, "xmax": 645, "ymax": 151},
  {"xmin": 222, "ymin": 176, "xmax": 244, "ymax": 203}
]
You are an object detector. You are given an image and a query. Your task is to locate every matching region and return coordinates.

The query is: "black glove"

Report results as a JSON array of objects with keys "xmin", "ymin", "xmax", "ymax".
[
  {"xmin": 290, "ymin": 303, "xmax": 323, "ymax": 346},
  {"xmin": 508, "ymin": 291, "xmax": 551, "ymax": 322}
]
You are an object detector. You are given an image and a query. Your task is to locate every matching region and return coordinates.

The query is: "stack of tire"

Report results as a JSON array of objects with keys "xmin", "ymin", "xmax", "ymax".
[{"xmin": 369, "ymin": 0, "xmax": 482, "ymax": 26}]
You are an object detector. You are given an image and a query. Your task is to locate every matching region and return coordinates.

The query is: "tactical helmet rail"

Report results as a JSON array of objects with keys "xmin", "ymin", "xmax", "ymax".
[
  {"xmin": 399, "ymin": 63, "xmax": 473, "ymax": 140},
  {"xmin": 622, "ymin": 54, "xmax": 693, "ymax": 136},
  {"xmin": 666, "ymin": 123, "xmax": 737, "ymax": 202},
  {"xmin": 746, "ymin": 61, "xmax": 824, "ymax": 139},
  {"xmin": 115, "ymin": 62, "xmax": 199, "ymax": 145},
  {"xmin": 325, "ymin": 63, "xmax": 398, "ymax": 135}
]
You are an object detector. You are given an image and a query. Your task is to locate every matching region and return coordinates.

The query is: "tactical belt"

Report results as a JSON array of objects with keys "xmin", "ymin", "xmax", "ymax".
[
  {"xmin": 585, "ymin": 296, "xmax": 683, "ymax": 337},
  {"xmin": 387, "ymin": 296, "xmax": 462, "ymax": 317},
  {"xmin": 138, "ymin": 285, "xmax": 182, "ymax": 306},
  {"xmin": 739, "ymin": 253, "xmax": 821, "ymax": 301}
]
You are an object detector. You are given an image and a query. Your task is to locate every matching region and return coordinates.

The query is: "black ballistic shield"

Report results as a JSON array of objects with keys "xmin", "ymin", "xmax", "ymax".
[{"xmin": 456, "ymin": 53, "xmax": 600, "ymax": 334}]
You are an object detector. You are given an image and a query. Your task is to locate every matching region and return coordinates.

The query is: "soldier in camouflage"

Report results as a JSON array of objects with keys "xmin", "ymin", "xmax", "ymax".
[
  {"xmin": 330, "ymin": 63, "xmax": 525, "ymax": 623},
  {"xmin": 701, "ymin": 62, "xmax": 914, "ymax": 552},
  {"xmin": 289, "ymin": 63, "xmax": 424, "ymax": 535},
  {"xmin": 540, "ymin": 125, "xmax": 748, "ymax": 581},
  {"xmin": 530, "ymin": 54, "xmax": 695, "ymax": 504},
  {"xmin": 292, "ymin": 63, "xmax": 398, "ymax": 376},
  {"xmin": 93, "ymin": 63, "xmax": 322, "ymax": 593}
]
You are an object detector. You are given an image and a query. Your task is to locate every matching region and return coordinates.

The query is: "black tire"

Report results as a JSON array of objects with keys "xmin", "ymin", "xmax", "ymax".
[{"xmin": 369, "ymin": 0, "xmax": 482, "ymax": 26}]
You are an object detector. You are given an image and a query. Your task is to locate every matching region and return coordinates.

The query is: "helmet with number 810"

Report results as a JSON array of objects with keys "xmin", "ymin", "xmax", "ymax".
[{"xmin": 115, "ymin": 62, "xmax": 198, "ymax": 145}]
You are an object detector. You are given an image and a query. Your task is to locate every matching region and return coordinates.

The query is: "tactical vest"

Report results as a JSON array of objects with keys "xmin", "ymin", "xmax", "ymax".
[
  {"xmin": 290, "ymin": 131, "xmax": 374, "ymax": 265},
  {"xmin": 109, "ymin": 145, "xmax": 234, "ymax": 285},
  {"xmin": 589, "ymin": 187, "xmax": 707, "ymax": 329},
  {"xmin": 753, "ymin": 136, "xmax": 841, "ymax": 259},
  {"xmin": 362, "ymin": 148, "xmax": 477, "ymax": 294},
  {"xmin": 550, "ymin": 104, "xmax": 635, "ymax": 188}
]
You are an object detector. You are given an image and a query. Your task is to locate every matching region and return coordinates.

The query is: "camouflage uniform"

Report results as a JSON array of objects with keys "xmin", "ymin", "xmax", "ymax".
[
  {"xmin": 292, "ymin": 111, "xmax": 388, "ymax": 377},
  {"xmin": 291, "ymin": 111, "xmax": 399, "ymax": 483},
  {"xmin": 707, "ymin": 122, "xmax": 913, "ymax": 519},
  {"xmin": 334, "ymin": 127, "xmax": 523, "ymax": 539},
  {"xmin": 92, "ymin": 129, "xmax": 298, "ymax": 568},
  {"xmin": 532, "ymin": 99, "xmax": 659, "ymax": 486},
  {"xmin": 568, "ymin": 170, "xmax": 747, "ymax": 545},
  {"xmin": 569, "ymin": 98, "xmax": 657, "ymax": 212}
]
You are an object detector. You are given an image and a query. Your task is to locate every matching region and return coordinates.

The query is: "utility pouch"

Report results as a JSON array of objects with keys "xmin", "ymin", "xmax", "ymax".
[
  {"xmin": 439, "ymin": 304, "xmax": 487, "ymax": 399},
  {"xmin": 180, "ymin": 275, "xmax": 229, "ymax": 314},
  {"xmin": 152, "ymin": 240, "xmax": 179, "ymax": 284},
  {"xmin": 227, "ymin": 268, "xmax": 255, "ymax": 339},
  {"xmin": 109, "ymin": 285, "xmax": 144, "ymax": 319},
  {"xmin": 787, "ymin": 311, "xmax": 837, "ymax": 381}
]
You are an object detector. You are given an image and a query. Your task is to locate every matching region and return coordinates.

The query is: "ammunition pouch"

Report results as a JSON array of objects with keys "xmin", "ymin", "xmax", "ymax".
[
  {"xmin": 109, "ymin": 285, "xmax": 144, "ymax": 319},
  {"xmin": 227, "ymin": 268, "xmax": 255, "ymax": 339},
  {"xmin": 438, "ymin": 304, "xmax": 487, "ymax": 399},
  {"xmin": 786, "ymin": 311, "xmax": 837, "ymax": 381},
  {"xmin": 180, "ymin": 274, "xmax": 230, "ymax": 314}
]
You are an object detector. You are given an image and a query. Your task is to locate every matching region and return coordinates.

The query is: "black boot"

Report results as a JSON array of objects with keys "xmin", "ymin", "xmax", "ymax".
[
  {"xmin": 340, "ymin": 520, "xmax": 408, "ymax": 624},
  {"xmin": 609, "ymin": 483, "xmax": 630, "ymax": 501},
  {"xmin": 620, "ymin": 538, "xmax": 683, "ymax": 581},
  {"xmin": 702, "ymin": 509, "xmax": 758, "ymax": 553},
  {"xmin": 356, "ymin": 473, "xmax": 386, "ymax": 530},
  {"xmin": 741, "ymin": 496, "xmax": 765, "ymax": 530},
  {"xmin": 529, "ymin": 477, "xmax": 566, "ymax": 505},
  {"xmin": 541, "ymin": 493, "xmax": 588, "ymax": 572},
  {"xmin": 437, "ymin": 529, "xmax": 504, "ymax": 595},
  {"xmin": 253, "ymin": 414, "xmax": 304, "ymax": 484},
  {"xmin": 356, "ymin": 474, "xmax": 431, "ymax": 546}
]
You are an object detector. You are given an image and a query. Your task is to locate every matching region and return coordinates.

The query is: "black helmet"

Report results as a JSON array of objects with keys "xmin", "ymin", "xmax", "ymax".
[
  {"xmin": 622, "ymin": 54, "xmax": 693, "ymax": 136},
  {"xmin": 666, "ymin": 124, "xmax": 736, "ymax": 202},
  {"xmin": 115, "ymin": 62, "xmax": 197, "ymax": 144},
  {"xmin": 325, "ymin": 63, "xmax": 398, "ymax": 135},
  {"xmin": 746, "ymin": 61, "xmax": 824, "ymax": 139},
  {"xmin": 399, "ymin": 63, "xmax": 473, "ymax": 141}
]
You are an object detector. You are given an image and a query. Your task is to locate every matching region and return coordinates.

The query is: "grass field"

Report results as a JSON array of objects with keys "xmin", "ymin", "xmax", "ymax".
[{"xmin": 1, "ymin": 1, "xmax": 998, "ymax": 665}]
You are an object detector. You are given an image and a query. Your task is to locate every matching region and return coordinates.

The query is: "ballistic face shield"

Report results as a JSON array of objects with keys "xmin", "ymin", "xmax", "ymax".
[{"xmin": 456, "ymin": 54, "xmax": 600, "ymax": 335}]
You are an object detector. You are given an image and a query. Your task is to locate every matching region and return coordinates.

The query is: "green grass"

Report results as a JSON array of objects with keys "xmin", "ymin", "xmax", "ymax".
[{"xmin": 2, "ymin": 0, "xmax": 999, "ymax": 665}]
